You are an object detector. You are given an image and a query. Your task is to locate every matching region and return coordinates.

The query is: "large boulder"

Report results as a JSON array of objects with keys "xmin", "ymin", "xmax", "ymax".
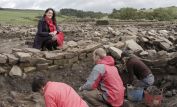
[
  {"xmin": 147, "ymin": 30, "xmax": 157, "ymax": 36},
  {"xmin": 3, "ymin": 53, "xmax": 18, "ymax": 65},
  {"xmin": 113, "ymin": 41, "xmax": 125, "ymax": 49},
  {"xmin": 15, "ymin": 52, "xmax": 32, "ymax": 62},
  {"xmin": 158, "ymin": 36, "xmax": 173, "ymax": 45},
  {"xmin": 9, "ymin": 65, "xmax": 22, "ymax": 77},
  {"xmin": 158, "ymin": 30, "xmax": 169, "ymax": 36},
  {"xmin": 125, "ymin": 39, "xmax": 143, "ymax": 52},
  {"xmin": 109, "ymin": 47, "xmax": 122, "ymax": 59},
  {"xmin": 159, "ymin": 42, "xmax": 171, "ymax": 51}
]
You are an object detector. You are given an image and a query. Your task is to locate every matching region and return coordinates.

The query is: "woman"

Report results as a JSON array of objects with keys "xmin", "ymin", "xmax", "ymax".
[{"xmin": 33, "ymin": 8, "xmax": 64, "ymax": 51}]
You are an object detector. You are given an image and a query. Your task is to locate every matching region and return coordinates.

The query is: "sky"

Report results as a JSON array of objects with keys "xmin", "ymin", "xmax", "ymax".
[{"xmin": 0, "ymin": 0, "xmax": 177, "ymax": 13}]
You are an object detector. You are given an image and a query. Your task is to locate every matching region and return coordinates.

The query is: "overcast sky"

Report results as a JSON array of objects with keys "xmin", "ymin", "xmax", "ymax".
[{"xmin": 0, "ymin": 0, "xmax": 177, "ymax": 13}]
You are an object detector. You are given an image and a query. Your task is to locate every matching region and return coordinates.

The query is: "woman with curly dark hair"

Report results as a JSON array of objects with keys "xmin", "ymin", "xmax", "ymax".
[{"xmin": 33, "ymin": 8, "xmax": 64, "ymax": 51}]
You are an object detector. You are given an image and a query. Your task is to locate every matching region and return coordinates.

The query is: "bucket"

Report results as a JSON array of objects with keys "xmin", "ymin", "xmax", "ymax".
[
  {"xmin": 144, "ymin": 89, "xmax": 163, "ymax": 107},
  {"xmin": 127, "ymin": 84, "xmax": 144, "ymax": 102}
]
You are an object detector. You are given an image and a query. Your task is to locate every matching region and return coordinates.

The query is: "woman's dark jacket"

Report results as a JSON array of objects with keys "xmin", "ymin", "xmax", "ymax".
[{"xmin": 33, "ymin": 17, "xmax": 60, "ymax": 49}]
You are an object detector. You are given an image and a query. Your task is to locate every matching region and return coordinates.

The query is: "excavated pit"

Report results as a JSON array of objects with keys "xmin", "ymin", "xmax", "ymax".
[{"xmin": 0, "ymin": 21, "xmax": 177, "ymax": 107}]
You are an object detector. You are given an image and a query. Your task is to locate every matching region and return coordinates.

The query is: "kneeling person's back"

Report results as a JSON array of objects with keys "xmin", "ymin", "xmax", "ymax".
[
  {"xmin": 44, "ymin": 82, "xmax": 87, "ymax": 107},
  {"xmin": 32, "ymin": 75, "xmax": 88, "ymax": 107},
  {"xmin": 80, "ymin": 48, "xmax": 125, "ymax": 107}
]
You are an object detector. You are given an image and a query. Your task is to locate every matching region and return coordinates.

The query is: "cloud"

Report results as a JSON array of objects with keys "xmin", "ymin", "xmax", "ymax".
[{"xmin": 0, "ymin": 0, "xmax": 177, "ymax": 13}]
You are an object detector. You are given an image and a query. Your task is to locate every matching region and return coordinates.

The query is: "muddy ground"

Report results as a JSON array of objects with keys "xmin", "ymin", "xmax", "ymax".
[
  {"xmin": 0, "ymin": 60, "xmax": 93, "ymax": 107},
  {"xmin": 0, "ymin": 21, "xmax": 177, "ymax": 107}
]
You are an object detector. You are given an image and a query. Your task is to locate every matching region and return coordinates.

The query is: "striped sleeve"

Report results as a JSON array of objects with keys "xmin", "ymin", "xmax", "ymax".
[{"xmin": 82, "ymin": 64, "xmax": 105, "ymax": 90}]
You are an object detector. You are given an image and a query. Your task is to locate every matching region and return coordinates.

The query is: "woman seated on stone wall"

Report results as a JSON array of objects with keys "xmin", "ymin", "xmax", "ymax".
[{"xmin": 33, "ymin": 8, "xmax": 64, "ymax": 51}]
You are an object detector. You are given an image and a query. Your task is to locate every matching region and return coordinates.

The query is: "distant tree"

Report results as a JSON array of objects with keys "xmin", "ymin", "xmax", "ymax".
[
  {"xmin": 140, "ymin": 8, "xmax": 146, "ymax": 11},
  {"xmin": 109, "ymin": 7, "xmax": 138, "ymax": 20},
  {"xmin": 152, "ymin": 8, "xmax": 173, "ymax": 21},
  {"xmin": 59, "ymin": 8, "xmax": 106, "ymax": 19},
  {"xmin": 109, "ymin": 6, "xmax": 177, "ymax": 21}
]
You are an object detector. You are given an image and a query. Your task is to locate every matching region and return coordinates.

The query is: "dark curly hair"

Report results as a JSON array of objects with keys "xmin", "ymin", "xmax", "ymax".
[
  {"xmin": 32, "ymin": 75, "xmax": 48, "ymax": 92},
  {"xmin": 121, "ymin": 50, "xmax": 133, "ymax": 59},
  {"xmin": 43, "ymin": 8, "xmax": 57, "ymax": 25}
]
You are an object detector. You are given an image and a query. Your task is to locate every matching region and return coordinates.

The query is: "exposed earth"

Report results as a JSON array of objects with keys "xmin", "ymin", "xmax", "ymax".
[{"xmin": 0, "ymin": 20, "xmax": 177, "ymax": 107}]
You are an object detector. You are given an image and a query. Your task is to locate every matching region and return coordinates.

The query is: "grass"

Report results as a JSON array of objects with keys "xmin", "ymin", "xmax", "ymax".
[{"xmin": 0, "ymin": 9, "xmax": 70, "ymax": 25}]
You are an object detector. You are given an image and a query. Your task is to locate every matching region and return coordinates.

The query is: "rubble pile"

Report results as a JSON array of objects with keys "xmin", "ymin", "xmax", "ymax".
[
  {"xmin": 0, "ymin": 22, "xmax": 177, "ymax": 99},
  {"xmin": 0, "ymin": 22, "xmax": 177, "ymax": 76},
  {"xmin": 1, "ymin": 21, "xmax": 177, "ymax": 107}
]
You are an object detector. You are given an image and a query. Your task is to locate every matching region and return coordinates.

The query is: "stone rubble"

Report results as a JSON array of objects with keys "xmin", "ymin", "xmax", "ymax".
[{"xmin": 0, "ymin": 23, "xmax": 177, "ymax": 100}]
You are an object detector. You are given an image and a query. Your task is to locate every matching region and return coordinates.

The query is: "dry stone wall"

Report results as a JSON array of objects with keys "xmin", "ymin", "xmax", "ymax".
[
  {"xmin": 0, "ymin": 22, "xmax": 177, "ymax": 78},
  {"xmin": 0, "ymin": 43, "xmax": 102, "ymax": 77}
]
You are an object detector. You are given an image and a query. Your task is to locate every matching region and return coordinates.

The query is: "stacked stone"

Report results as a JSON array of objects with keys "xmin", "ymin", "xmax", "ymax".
[{"xmin": 0, "ymin": 42, "xmax": 102, "ymax": 77}]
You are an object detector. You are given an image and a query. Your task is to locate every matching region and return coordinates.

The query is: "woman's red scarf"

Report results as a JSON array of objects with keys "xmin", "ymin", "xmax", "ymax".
[{"xmin": 45, "ymin": 16, "xmax": 64, "ymax": 47}]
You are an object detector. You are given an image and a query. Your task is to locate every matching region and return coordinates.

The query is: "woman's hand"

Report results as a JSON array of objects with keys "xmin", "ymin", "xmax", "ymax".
[
  {"xmin": 53, "ymin": 31, "xmax": 57, "ymax": 35},
  {"xmin": 52, "ymin": 35, "xmax": 57, "ymax": 41},
  {"xmin": 49, "ymin": 32, "xmax": 55, "ymax": 36},
  {"xmin": 49, "ymin": 31, "xmax": 57, "ymax": 41},
  {"xmin": 49, "ymin": 31, "xmax": 57, "ymax": 36}
]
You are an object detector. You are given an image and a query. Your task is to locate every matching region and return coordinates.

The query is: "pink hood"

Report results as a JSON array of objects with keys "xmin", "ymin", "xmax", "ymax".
[{"xmin": 97, "ymin": 56, "xmax": 115, "ymax": 66}]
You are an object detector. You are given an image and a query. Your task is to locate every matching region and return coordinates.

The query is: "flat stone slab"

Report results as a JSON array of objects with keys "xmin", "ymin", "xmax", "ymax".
[
  {"xmin": 37, "ymin": 63, "xmax": 49, "ymax": 71},
  {"xmin": 24, "ymin": 67, "xmax": 36, "ymax": 73},
  {"xmin": 109, "ymin": 47, "xmax": 122, "ymax": 59},
  {"xmin": 67, "ymin": 41, "xmax": 78, "ymax": 47},
  {"xmin": 3, "ymin": 53, "xmax": 18, "ymax": 65},
  {"xmin": 44, "ymin": 52, "xmax": 64, "ymax": 60},
  {"xmin": 15, "ymin": 52, "xmax": 32, "ymax": 62},
  {"xmin": 125, "ymin": 39, "xmax": 143, "ymax": 52},
  {"xmin": 159, "ymin": 42, "xmax": 171, "ymax": 51}
]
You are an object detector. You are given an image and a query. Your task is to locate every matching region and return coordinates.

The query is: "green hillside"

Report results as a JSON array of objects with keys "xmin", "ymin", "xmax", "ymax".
[{"xmin": 0, "ymin": 8, "xmax": 69, "ymax": 25}]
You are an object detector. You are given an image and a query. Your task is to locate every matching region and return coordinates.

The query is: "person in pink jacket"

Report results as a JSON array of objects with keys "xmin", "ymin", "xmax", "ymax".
[
  {"xmin": 32, "ymin": 75, "xmax": 88, "ymax": 107},
  {"xmin": 79, "ymin": 48, "xmax": 125, "ymax": 107}
]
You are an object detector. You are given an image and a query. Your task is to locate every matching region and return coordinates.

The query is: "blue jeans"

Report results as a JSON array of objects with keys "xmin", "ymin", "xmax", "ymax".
[{"xmin": 140, "ymin": 74, "xmax": 154, "ymax": 88}]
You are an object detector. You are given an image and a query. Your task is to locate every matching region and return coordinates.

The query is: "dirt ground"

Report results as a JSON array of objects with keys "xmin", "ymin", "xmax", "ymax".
[
  {"xmin": 0, "ymin": 60, "xmax": 93, "ymax": 107},
  {"xmin": 1, "ymin": 62, "xmax": 177, "ymax": 107},
  {"xmin": 0, "ymin": 21, "xmax": 177, "ymax": 107}
]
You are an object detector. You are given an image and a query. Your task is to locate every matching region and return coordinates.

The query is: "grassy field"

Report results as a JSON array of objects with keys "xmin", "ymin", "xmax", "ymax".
[{"xmin": 0, "ymin": 9, "xmax": 70, "ymax": 25}]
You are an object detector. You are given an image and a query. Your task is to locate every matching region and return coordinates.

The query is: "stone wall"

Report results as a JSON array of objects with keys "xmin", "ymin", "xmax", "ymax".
[
  {"xmin": 0, "ymin": 23, "xmax": 177, "ymax": 78},
  {"xmin": 0, "ymin": 43, "xmax": 102, "ymax": 77}
]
